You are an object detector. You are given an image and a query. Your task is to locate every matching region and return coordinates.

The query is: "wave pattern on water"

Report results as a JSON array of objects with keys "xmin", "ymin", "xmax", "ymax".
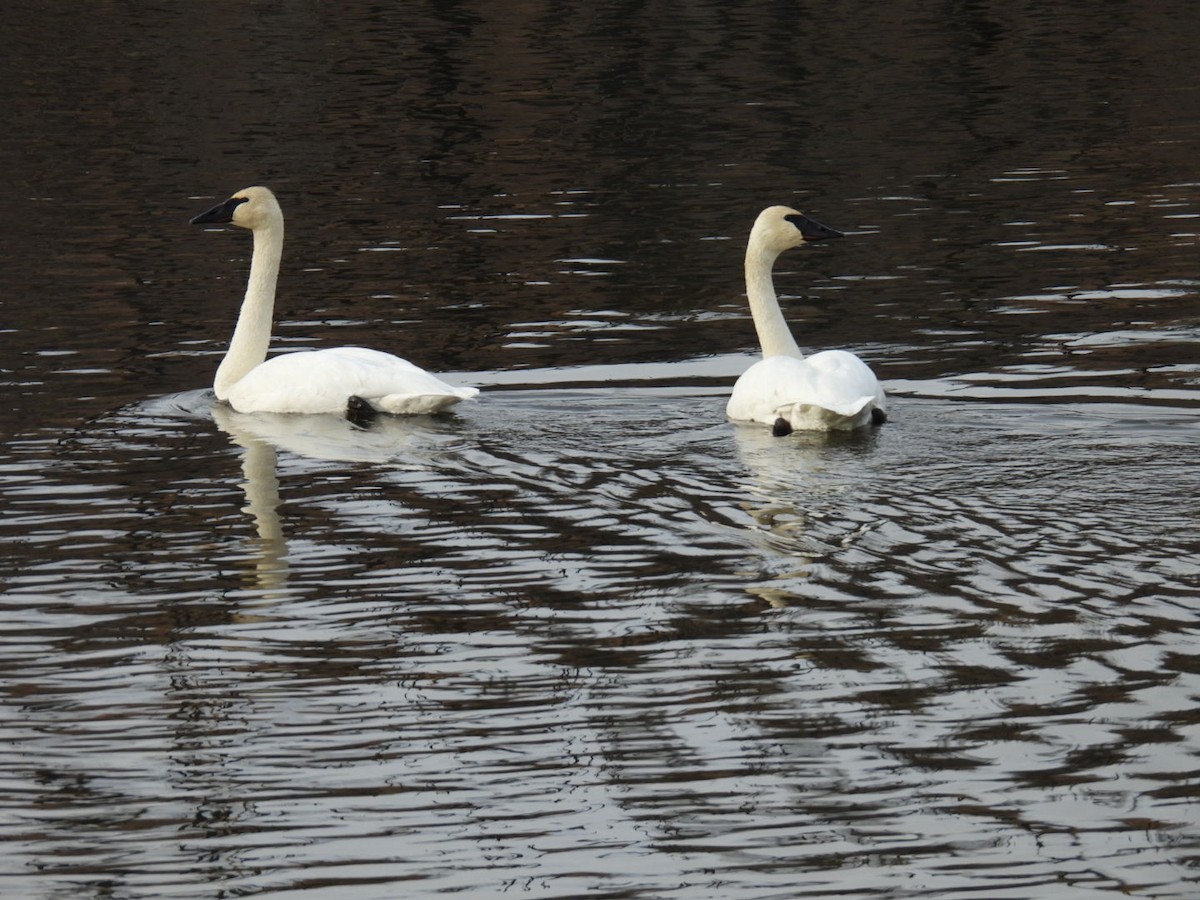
[
  {"xmin": 4, "ymin": 0, "xmax": 1200, "ymax": 896},
  {"xmin": 2, "ymin": 390, "xmax": 1200, "ymax": 898}
]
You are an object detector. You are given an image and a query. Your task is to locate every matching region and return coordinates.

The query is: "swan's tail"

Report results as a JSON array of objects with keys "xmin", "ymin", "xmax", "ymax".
[
  {"xmin": 775, "ymin": 394, "xmax": 879, "ymax": 431},
  {"xmin": 377, "ymin": 386, "xmax": 479, "ymax": 415}
]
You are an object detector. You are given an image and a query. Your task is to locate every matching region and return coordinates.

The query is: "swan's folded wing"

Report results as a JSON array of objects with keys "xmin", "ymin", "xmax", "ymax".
[
  {"xmin": 727, "ymin": 356, "xmax": 813, "ymax": 425},
  {"xmin": 801, "ymin": 349, "xmax": 885, "ymax": 416},
  {"xmin": 226, "ymin": 347, "xmax": 476, "ymax": 415},
  {"xmin": 728, "ymin": 351, "xmax": 885, "ymax": 430}
]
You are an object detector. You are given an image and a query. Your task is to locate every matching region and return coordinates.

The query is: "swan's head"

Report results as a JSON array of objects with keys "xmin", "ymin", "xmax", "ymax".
[
  {"xmin": 191, "ymin": 186, "xmax": 282, "ymax": 232},
  {"xmin": 750, "ymin": 205, "xmax": 843, "ymax": 256}
]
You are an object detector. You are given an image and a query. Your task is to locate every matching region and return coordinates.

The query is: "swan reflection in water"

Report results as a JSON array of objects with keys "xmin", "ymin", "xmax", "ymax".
[
  {"xmin": 211, "ymin": 405, "xmax": 289, "ymax": 597},
  {"xmin": 728, "ymin": 420, "xmax": 886, "ymax": 608},
  {"xmin": 210, "ymin": 402, "xmax": 472, "ymax": 600}
]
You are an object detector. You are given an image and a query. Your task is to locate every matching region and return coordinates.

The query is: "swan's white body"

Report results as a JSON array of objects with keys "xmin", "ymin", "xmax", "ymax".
[
  {"xmin": 726, "ymin": 205, "xmax": 886, "ymax": 433},
  {"xmin": 192, "ymin": 186, "xmax": 478, "ymax": 417}
]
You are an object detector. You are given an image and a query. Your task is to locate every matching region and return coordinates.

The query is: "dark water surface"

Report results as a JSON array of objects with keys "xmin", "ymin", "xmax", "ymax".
[{"xmin": 3, "ymin": 2, "xmax": 1200, "ymax": 898}]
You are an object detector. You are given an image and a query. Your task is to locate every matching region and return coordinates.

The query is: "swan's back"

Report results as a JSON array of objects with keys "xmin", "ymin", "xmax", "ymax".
[
  {"xmin": 728, "ymin": 351, "xmax": 883, "ymax": 430},
  {"xmin": 226, "ymin": 347, "xmax": 478, "ymax": 415}
]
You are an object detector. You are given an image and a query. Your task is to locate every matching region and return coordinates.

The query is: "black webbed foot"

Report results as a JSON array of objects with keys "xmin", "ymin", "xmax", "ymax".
[
  {"xmin": 346, "ymin": 395, "xmax": 378, "ymax": 427},
  {"xmin": 772, "ymin": 417, "xmax": 794, "ymax": 437},
  {"xmin": 871, "ymin": 407, "xmax": 888, "ymax": 426}
]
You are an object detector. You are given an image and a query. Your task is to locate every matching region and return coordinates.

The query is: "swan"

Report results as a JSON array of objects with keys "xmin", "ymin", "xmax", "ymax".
[
  {"xmin": 190, "ymin": 186, "xmax": 478, "ymax": 421},
  {"xmin": 726, "ymin": 205, "xmax": 887, "ymax": 435}
]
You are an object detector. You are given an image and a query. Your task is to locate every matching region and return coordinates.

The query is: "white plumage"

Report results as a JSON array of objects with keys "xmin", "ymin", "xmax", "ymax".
[
  {"xmin": 192, "ymin": 186, "xmax": 478, "ymax": 418},
  {"xmin": 726, "ymin": 206, "xmax": 886, "ymax": 434}
]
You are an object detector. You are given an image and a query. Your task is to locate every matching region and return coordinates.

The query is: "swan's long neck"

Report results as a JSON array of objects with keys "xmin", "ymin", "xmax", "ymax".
[
  {"xmin": 214, "ymin": 220, "xmax": 283, "ymax": 399},
  {"xmin": 744, "ymin": 237, "xmax": 802, "ymax": 359}
]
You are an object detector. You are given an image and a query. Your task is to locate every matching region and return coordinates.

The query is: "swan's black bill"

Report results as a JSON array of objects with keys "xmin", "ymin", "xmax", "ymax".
[
  {"xmin": 191, "ymin": 195, "xmax": 249, "ymax": 225},
  {"xmin": 785, "ymin": 213, "xmax": 843, "ymax": 242}
]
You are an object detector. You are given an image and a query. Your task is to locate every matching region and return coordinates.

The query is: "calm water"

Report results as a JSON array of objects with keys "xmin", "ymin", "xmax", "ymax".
[{"xmin": 3, "ymin": 2, "xmax": 1200, "ymax": 898}]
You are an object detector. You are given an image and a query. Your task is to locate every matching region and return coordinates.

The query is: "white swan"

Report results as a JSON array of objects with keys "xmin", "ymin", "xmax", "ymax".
[
  {"xmin": 726, "ymin": 206, "xmax": 886, "ymax": 435},
  {"xmin": 191, "ymin": 186, "xmax": 478, "ymax": 420}
]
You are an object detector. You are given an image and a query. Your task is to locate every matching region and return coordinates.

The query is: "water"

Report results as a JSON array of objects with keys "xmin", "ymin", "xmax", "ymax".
[{"xmin": 3, "ymin": 2, "xmax": 1200, "ymax": 898}]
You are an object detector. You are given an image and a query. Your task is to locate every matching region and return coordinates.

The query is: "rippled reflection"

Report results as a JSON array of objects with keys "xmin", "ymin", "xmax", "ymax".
[
  {"xmin": 4, "ymin": 0, "xmax": 1200, "ymax": 896},
  {"xmin": 214, "ymin": 407, "xmax": 288, "ymax": 596},
  {"xmin": 5, "ymin": 380, "xmax": 1200, "ymax": 898}
]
